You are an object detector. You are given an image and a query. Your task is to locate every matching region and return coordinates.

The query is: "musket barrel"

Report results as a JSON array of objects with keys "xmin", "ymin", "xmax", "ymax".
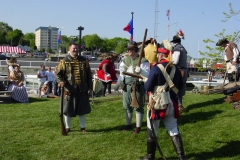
[{"xmin": 122, "ymin": 71, "xmax": 143, "ymax": 79}]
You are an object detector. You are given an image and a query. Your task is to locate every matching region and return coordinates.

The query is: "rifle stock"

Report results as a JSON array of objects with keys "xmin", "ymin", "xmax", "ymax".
[
  {"xmin": 128, "ymin": 29, "xmax": 147, "ymax": 108},
  {"xmin": 130, "ymin": 78, "xmax": 140, "ymax": 108},
  {"xmin": 60, "ymin": 87, "xmax": 67, "ymax": 136}
]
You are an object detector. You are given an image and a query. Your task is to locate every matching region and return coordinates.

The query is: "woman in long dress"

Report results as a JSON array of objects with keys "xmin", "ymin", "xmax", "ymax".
[{"xmin": 8, "ymin": 64, "xmax": 28, "ymax": 102}]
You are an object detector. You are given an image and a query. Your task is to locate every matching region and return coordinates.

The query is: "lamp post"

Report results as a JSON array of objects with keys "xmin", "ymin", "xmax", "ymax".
[{"xmin": 77, "ymin": 26, "xmax": 84, "ymax": 55}]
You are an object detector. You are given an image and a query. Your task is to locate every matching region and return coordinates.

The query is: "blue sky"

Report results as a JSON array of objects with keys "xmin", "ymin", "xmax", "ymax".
[{"xmin": 0, "ymin": 0, "xmax": 239, "ymax": 58}]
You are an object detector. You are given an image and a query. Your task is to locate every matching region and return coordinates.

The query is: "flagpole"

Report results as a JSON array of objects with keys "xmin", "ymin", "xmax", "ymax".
[
  {"xmin": 167, "ymin": 9, "xmax": 170, "ymax": 40},
  {"xmin": 131, "ymin": 12, "xmax": 134, "ymax": 42}
]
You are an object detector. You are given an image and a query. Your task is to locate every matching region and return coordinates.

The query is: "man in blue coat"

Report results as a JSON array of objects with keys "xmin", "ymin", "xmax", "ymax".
[{"xmin": 141, "ymin": 41, "xmax": 187, "ymax": 160}]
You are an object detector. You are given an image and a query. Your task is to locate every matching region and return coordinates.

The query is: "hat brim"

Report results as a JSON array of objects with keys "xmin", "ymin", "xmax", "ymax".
[{"xmin": 127, "ymin": 46, "xmax": 138, "ymax": 50}]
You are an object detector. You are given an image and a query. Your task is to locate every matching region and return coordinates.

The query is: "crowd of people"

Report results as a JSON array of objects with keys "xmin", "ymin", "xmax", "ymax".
[
  {"xmin": 4, "ymin": 57, "xmax": 60, "ymax": 103},
  {"xmin": 2, "ymin": 34, "xmax": 238, "ymax": 160}
]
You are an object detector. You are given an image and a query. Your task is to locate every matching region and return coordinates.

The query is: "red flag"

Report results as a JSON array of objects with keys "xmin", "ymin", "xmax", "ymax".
[{"xmin": 123, "ymin": 19, "xmax": 133, "ymax": 41}]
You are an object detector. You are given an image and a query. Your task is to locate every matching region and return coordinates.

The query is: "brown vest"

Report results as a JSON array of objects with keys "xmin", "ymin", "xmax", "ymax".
[{"xmin": 225, "ymin": 42, "xmax": 239, "ymax": 60}]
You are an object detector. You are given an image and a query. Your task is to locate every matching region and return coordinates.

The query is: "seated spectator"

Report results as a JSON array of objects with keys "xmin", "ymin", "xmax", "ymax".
[
  {"xmin": 41, "ymin": 81, "xmax": 59, "ymax": 98},
  {"xmin": 6, "ymin": 57, "xmax": 17, "ymax": 80},
  {"xmin": 8, "ymin": 64, "xmax": 28, "ymax": 103}
]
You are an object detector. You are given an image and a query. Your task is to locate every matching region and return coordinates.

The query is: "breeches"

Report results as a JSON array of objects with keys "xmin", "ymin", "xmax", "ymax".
[
  {"xmin": 226, "ymin": 62, "xmax": 238, "ymax": 73},
  {"xmin": 147, "ymin": 104, "xmax": 179, "ymax": 137},
  {"xmin": 122, "ymin": 84, "xmax": 145, "ymax": 114}
]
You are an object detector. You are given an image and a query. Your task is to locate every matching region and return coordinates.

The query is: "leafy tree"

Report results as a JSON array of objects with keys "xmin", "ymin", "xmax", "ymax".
[
  {"xmin": 23, "ymin": 33, "xmax": 35, "ymax": 48},
  {"xmin": 5, "ymin": 29, "xmax": 24, "ymax": 46},
  {"xmin": 83, "ymin": 34, "xmax": 101, "ymax": 53},
  {"xmin": 47, "ymin": 48, "xmax": 52, "ymax": 53},
  {"xmin": 40, "ymin": 48, "xmax": 45, "ymax": 52},
  {"xmin": 0, "ymin": 22, "xmax": 13, "ymax": 44},
  {"xmin": 222, "ymin": 3, "xmax": 240, "ymax": 22}
]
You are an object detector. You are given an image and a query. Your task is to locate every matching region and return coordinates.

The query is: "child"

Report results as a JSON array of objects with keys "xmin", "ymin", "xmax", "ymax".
[{"xmin": 41, "ymin": 81, "xmax": 59, "ymax": 98}]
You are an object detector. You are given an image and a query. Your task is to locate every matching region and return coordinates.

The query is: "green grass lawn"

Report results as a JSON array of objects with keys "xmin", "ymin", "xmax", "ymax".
[{"xmin": 0, "ymin": 93, "xmax": 240, "ymax": 160}]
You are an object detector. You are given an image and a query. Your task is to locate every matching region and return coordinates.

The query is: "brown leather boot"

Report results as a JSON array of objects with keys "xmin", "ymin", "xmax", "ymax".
[
  {"xmin": 133, "ymin": 127, "xmax": 141, "ymax": 134},
  {"xmin": 66, "ymin": 128, "xmax": 70, "ymax": 133}
]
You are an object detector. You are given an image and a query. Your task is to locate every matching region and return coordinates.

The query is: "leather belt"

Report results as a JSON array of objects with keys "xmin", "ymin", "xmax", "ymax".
[{"xmin": 226, "ymin": 59, "xmax": 233, "ymax": 63}]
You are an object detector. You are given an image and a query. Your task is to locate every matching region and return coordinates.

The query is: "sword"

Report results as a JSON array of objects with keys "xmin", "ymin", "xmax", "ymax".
[{"xmin": 148, "ymin": 110, "xmax": 167, "ymax": 160}]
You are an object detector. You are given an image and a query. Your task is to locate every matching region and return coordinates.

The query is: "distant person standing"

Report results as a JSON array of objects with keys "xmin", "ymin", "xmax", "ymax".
[
  {"xmin": 46, "ymin": 66, "xmax": 55, "ymax": 94},
  {"xmin": 97, "ymin": 53, "xmax": 117, "ymax": 96},
  {"xmin": 37, "ymin": 64, "xmax": 47, "ymax": 98},
  {"xmin": 53, "ymin": 66, "xmax": 60, "ymax": 96},
  {"xmin": 216, "ymin": 38, "xmax": 239, "ymax": 82},
  {"xmin": 170, "ymin": 30, "xmax": 188, "ymax": 112}
]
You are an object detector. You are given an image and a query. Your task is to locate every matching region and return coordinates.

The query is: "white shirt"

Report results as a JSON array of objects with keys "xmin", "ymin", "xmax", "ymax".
[
  {"xmin": 172, "ymin": 51, "xmax": 181, "ymax": 65},
  {"xmin": 117, "ymin": 60, "xmax": 150, "ymax": 83}
]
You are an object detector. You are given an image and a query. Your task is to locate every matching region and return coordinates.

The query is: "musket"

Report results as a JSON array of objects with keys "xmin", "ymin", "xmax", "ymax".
[
  {"xmin": 122, "ymin": 71, "xmax": 143, "ymax": 79},
  {"xmin": 60, "ymin": 87, "xmax": 67, "ymax": 136},
  {"xmin": 148, "ymin": 111, "xmax": 167, "ymax": 160},
  {"xmin": 129, "ymin": 28, "xmax": 148, "ymax": 108}
]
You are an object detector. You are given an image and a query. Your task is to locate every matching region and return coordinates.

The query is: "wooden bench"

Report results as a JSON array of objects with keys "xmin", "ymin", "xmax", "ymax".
[
  {"xmin": 0, "ymin": 91, "xmax": 13, "ymax": 103},
  {"xmin": 0, "ymin": 91, "xmax": 13, "ymax": 95}
]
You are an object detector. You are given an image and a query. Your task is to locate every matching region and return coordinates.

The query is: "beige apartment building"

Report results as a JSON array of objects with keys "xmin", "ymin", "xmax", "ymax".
[{"xmin": 35, "ymin": 26, "xmax": 59, "ymax": 52}]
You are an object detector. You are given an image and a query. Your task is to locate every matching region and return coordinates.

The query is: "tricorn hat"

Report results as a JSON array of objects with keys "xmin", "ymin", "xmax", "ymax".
[
  {"xmin": 170, "ymin": 29, "xmax": 185, "ymax": 43},
  {"xmin": 170, "ymin": 36, "xmax": 181, "ymax": 43},
  {"xmin": 216, "ymin": 38, "xmax": 229, "ymax": 46},
  {"xmin": 127, "ymin": 41, "xmax": 138, "ymax": 50}
]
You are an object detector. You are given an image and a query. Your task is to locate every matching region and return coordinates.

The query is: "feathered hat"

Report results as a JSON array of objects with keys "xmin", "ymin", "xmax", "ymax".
[{"xmin": 170, "ymin": 29, "xmax": 185, "ymax": 43}]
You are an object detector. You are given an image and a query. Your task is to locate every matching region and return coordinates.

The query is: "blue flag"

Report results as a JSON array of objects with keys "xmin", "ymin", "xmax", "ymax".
[{"xmin": 57, "ymin": 31, "xmax": 61, "ymax": 44}]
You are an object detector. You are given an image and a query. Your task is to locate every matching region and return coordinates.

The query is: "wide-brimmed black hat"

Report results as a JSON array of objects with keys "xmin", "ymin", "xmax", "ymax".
[
  {"xmin": 126, "ymin": 41, "xmax": 138, "ymax": 50},
  {"xmin": 170, "ymin": 36, "xmax": 181, "ymax": 43},
  {"xmin": 216, "ymin": 38, "xmax": 229, "ymax": 46}
]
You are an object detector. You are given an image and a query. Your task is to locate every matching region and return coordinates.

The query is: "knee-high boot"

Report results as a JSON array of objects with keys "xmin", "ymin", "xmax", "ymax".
[
  {"xmin": 140, "ymin": 128, "xmax": 156, "ymax": 160},
  {"xmin": 171, "ymin": 134, "xmax": 187, "ymax": 160}
]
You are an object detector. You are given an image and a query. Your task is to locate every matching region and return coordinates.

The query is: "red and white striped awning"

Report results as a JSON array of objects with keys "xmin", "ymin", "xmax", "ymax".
[{"xmin": 0, "ymin": 46, "xmax": 27, "ymax": 54}]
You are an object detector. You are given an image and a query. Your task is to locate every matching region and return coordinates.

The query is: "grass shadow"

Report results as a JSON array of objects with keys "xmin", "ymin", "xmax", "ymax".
[
  {"xmin": 179, "ymin": 110, "xmax": 223, "ymax": 125},
  {"xmin": 28, "ymin": 97, "xmax": 51, "ymax": 103},
  {"xmin": 185, "ymin": 97, "xmax": 225, "ymax": 112},
  {"xmin": 186, "ymin": 140, "xmax": 240, "ymax": 160}
]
